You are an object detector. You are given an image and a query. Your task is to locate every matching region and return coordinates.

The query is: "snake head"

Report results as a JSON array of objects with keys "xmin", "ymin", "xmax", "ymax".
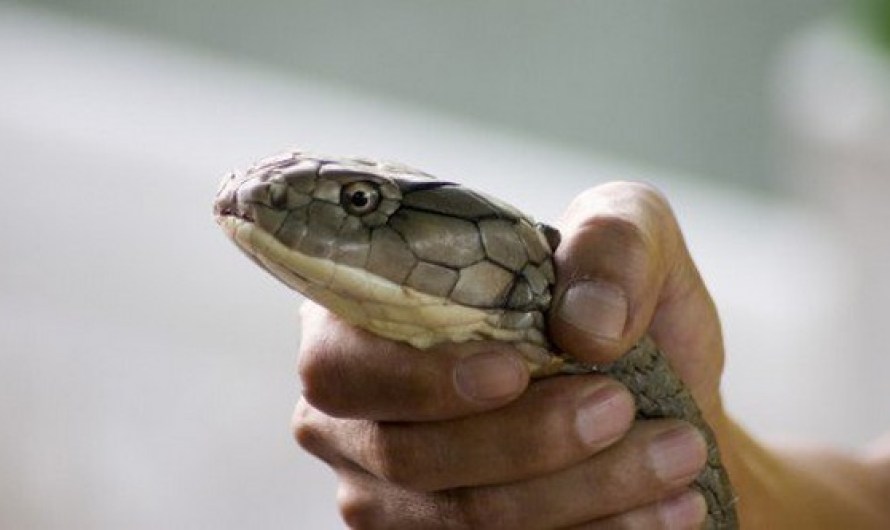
[{"xmin": 214, "ymin": 150, "xmax": 557, "ymax": 349}]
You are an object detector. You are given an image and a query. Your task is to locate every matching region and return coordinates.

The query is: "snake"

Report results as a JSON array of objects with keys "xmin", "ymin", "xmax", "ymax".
[{"xmin": 213, "ymin": 150, "xmax": 738, "ymax": 529}]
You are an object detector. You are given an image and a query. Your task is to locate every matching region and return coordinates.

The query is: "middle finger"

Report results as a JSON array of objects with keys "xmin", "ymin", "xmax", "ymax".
[{"xmin": 297, "ymin": 374, "xmax": 635, "ymax": 492}]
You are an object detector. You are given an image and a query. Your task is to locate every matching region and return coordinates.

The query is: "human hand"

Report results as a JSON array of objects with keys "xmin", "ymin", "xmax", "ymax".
[{"xmin": 293, "ymin": 182, "xmax": 723, "ymax": 529}]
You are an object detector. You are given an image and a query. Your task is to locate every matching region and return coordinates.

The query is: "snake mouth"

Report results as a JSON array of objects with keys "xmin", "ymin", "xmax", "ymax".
[
  {"xmin": 216, "ymin": 206, "xmax": 254, "ymax": 224},
  {"xmin": 213, "ymin": 174, "xmax": 257, "ymax": 225}
]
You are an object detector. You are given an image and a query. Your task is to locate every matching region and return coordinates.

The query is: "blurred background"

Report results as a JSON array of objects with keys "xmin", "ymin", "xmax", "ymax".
[{"xmin": 2, "ymin": 1, "xmax": 888, "ymax": 528}]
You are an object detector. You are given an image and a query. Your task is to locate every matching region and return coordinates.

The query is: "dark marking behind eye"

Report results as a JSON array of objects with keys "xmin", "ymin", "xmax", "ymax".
[{"xmin": 397, "ymin": 180, "xmax": 457, "ymax": 193}]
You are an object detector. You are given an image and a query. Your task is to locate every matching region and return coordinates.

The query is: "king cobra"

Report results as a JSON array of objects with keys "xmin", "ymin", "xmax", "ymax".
[{"xmin": 213, "ymin": 150, "xmax": 738, "ymax": 529}]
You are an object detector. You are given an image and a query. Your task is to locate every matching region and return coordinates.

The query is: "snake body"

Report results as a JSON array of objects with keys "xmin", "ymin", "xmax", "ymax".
[{"xmin": 213, "ymin": 150, "xmax": 738, "ymax": 529}]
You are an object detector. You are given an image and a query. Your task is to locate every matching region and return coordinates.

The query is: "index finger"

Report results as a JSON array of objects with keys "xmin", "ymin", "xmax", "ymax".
[{"xmin": 297, "ymin": 301, "xmax": 530, "ymax": 422}]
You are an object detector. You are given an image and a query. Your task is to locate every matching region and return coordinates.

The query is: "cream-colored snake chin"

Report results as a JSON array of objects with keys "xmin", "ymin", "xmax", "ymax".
[{"xmin": 213, "ymin": 150, "xmax": 738, "ymax": 529}]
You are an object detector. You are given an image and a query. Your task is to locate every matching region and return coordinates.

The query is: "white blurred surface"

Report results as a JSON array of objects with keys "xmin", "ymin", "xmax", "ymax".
[
  {"xmin": 0, "ymin": 4, "xmax": 882, "ymax": 529},
  {"xmin": 777, "ymin": 19, "xmax": 890, "ymax": 430}
]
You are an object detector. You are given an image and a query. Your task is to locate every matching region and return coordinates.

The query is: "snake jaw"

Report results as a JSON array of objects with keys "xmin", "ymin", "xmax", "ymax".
[{"xmin": 216, "ymin": 210, "xmax": 549, "ymax": 351}]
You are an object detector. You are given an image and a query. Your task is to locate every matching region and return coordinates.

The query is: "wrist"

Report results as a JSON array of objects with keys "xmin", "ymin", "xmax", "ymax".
[
  {"xmin": 711, "ymin": 411, "xmax": 889, "ymax": 529},
  {"xmin": 709, "ymin": 412, "xmax": 782, "ymax": 528}
]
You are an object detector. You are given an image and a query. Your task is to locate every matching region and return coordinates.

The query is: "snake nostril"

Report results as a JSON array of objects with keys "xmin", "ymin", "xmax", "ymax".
[
  {"xmin": 214, "ymin": 187, "xmax": 256, "ymax": 223},
  {"xmin": 219, "ymin": 206, "xmax": 254, "ymax": 223}
]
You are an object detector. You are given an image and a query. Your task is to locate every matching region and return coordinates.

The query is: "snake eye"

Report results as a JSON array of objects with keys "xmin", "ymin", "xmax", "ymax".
[{"xmin": 341, "ymin": 181, "xmax": 381, "ymax": 215}]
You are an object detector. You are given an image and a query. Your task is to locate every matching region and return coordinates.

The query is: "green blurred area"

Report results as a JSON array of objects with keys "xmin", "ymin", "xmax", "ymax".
[
  {"xmin": 23, "ymin": 0, "xmax": 848, "ymax": 191},
  {"xmin": 858, "ymin": 0, "xmax": 890, "ymax": 51}
]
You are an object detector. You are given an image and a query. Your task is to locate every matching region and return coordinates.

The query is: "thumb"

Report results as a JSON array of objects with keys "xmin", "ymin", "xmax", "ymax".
[{"xmin": 547, "ymin": 182, "xmax": 724, "ymax": 408}]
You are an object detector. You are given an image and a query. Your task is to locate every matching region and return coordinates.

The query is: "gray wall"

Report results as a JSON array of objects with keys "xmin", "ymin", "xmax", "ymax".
[{"xmin": 28, "ymin": 0, "xmax": 844, "ymax": 188}]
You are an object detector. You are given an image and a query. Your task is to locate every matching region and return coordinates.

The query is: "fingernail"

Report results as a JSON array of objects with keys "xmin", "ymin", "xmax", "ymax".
[
  {"xmin": 454, "ymin": 352, "xmax": 526, "ymax": 402},
  {"xmin": 649, "ymin": 425, "xmax": 707, "ymax": 485},
  {"xmin": 575, "ymin": 384, "xmax": 633, "ymax": 446},
  {"xmin": 557, "ymin": 280, "xmax": 627, "ymax": 341},
  {"xmin": 658, "ymin": 491, "xmax": 706, "ymax": 529}
]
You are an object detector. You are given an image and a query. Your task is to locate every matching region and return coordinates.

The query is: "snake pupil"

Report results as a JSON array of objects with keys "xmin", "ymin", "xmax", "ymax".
[
  {"xmin": 351, "ymin": 192, "xmax": 369, "ymax": 207},
  {"xmin": 341, "ymin": 181, "xmax": 381, "ymax": 215}
]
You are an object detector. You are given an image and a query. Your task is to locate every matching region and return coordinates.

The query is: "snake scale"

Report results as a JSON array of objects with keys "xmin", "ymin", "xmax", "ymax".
[{"xmin": 213, "ymin": 150, "xmax": 738, "ymax": 529}]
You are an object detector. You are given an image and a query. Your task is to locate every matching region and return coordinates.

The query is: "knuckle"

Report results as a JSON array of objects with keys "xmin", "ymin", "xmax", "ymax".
[
  {"xmin": 297, "ymin": 340, "xmax": 349, "ymax": 416},
  {"xmin": 337, "ymin": 485, "xmax": 383, "ymax": 530},
  {"xmin": 291, "ymin": 400, "xmax": 327, "ymax": 457},
  {"xmin": 296, "ymin": 342, "xmax": 324, "ymax": 399}
]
